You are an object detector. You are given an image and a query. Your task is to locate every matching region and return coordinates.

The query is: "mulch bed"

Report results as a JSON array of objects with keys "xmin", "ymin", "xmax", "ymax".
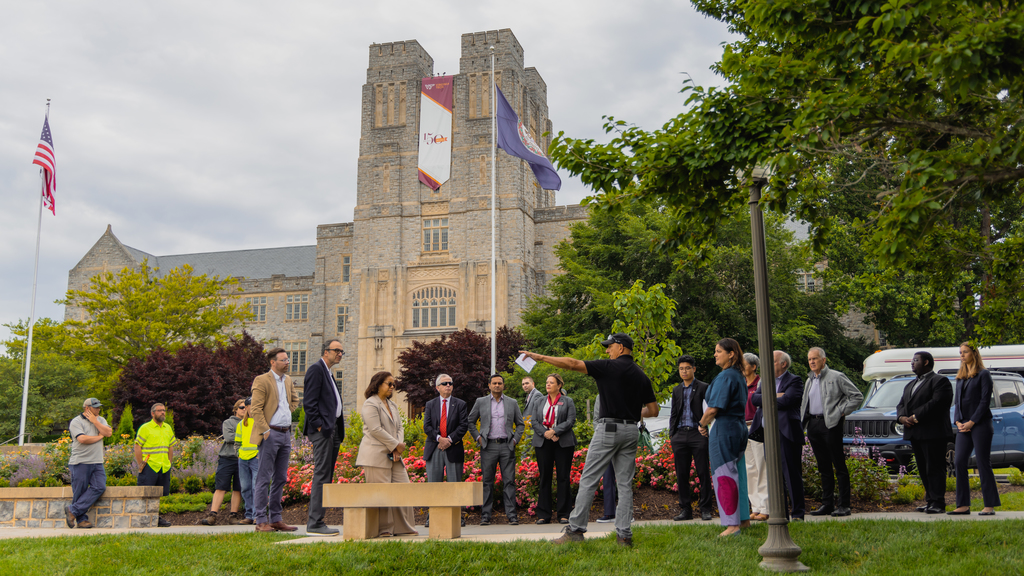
[{"xmin": 164, "ymin": 483, "xmax": 1024, "ymax": 527}]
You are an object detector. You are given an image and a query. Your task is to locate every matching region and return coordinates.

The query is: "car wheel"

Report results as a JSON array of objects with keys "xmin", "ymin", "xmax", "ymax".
[{"xmin": 946, "ymin": 442, "xmax": 956, "ymax": 477}]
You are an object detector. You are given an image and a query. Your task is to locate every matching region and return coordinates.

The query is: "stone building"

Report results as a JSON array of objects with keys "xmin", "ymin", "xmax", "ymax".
[{"xmin": 66, "ymin": 29, "xmax": 587, "ymax": 415}]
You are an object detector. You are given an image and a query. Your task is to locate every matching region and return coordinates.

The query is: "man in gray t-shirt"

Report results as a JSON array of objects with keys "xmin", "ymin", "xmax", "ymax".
[{"xmin": 65, "ymin": 398, "xmax": 112, "ymax": 528}]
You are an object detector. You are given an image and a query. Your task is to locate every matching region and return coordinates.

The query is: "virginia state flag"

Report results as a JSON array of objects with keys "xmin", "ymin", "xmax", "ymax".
[{"xmin": 495, "ymin": 86, "xmax": 561, "ymax": 190}]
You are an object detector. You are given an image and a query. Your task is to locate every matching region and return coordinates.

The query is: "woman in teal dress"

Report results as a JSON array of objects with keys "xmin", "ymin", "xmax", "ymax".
[{"xmin": 699, "ymin": 338, "xmax": 751, "ymax": 536}]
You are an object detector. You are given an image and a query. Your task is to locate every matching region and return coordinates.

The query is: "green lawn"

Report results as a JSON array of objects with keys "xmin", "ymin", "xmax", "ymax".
[{"xmin": 2, "ymin": 520, "xmax": 1023, "ymax": 575}]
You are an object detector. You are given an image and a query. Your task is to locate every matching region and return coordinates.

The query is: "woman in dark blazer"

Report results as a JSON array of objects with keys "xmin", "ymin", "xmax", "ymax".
[
  {"xmin": 528, "ymin": 373, "xmax": 576, "ymax": 524},
  {"xmin": 949, "ymin": 343, "xmax": 1000, "ymax": 515}
]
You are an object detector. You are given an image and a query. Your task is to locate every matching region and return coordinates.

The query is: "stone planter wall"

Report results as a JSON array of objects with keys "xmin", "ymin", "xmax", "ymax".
[{"xmin": 0, "ymin": 486, "xmax": 163, "ymax": 529}]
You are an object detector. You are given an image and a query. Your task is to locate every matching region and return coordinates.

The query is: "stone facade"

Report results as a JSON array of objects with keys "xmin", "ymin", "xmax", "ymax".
[
  {"xmin": 65, "ymin": 29, "xmax": 588, "ymax": 416},
  {"xmin": 0, "ymin": 486, "xmax": 162, "ymax": 529}
]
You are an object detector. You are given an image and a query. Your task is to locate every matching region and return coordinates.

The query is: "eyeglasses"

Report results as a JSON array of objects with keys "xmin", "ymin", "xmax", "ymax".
[{"xmin": 328, "ymin": 348, "xmax": 345, "ymax": 356}]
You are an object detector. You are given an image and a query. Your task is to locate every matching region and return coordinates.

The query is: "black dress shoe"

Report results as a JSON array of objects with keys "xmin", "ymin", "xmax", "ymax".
[
  {"xmin": 831, "ymin": 507, "xmax": 851, "ymax": 517},
  {"xmin": 810, "ymin": 505, "xmax": 834, "ymax": 516},
  {"xmin": 701, "ymin": 510, "xmax": 713, "ymax": 521},
  {"xmin": 925, "ymin": 505, "xmax": 944, "ymax": 514},
  {"xmin": 480, "ymin": 515, "xmax": 491, "ymax": 526},
  {"xmin": 674, "ymin": 511, "xmax": 693, "ymax": 521},
  {"xmin": 536, "ymin": 518, "xmax": 549, "ymax": 525},
  {"xmin": 916, "ymin": 505, "xmax": 928, "ymax": 512},
  {"xmin": 157, "ymin": 517, "xmax": 172, "ymax": 527},
  {"xmin": 947, "ymin": 509, "xmax": 970, "ymax": 515}
]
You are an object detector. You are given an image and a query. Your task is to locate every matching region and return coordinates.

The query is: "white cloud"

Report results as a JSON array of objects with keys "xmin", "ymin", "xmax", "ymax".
[{"xmin": 0, "ymin": 0, "xmax": 734, "ymax": 344}]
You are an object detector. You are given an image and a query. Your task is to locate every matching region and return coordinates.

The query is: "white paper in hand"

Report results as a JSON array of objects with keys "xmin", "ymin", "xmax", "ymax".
[{"xmin": 515, "ymin": 353, "xmax": 537, "ymax": 373}]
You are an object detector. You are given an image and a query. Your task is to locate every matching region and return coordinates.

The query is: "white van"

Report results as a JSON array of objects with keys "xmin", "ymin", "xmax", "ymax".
[{"xmin": 861, "ymin": 345, "xmax": 1024, "ymax": 400}]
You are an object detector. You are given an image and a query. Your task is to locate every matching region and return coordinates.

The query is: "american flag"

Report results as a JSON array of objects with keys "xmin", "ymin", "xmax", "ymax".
[{"xmin": 32, "ymin": 116, "xmax": 56, "ymax": 215}]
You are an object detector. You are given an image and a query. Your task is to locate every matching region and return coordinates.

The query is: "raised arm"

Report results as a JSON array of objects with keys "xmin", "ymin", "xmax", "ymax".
[{"xmin": 518, "ymin": 350, "xmax": 587, "ymax": 374}]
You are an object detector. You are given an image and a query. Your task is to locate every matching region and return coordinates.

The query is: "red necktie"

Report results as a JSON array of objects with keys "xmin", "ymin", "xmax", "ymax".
[{"xmin": 440, "ymin": 399, "xmax": 448, "ymax": 438}]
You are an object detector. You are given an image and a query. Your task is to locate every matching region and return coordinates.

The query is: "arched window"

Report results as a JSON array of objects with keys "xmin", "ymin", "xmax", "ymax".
[{"xmin": 411, "ymin": 286, "xmax": 457, "ymax": 328}]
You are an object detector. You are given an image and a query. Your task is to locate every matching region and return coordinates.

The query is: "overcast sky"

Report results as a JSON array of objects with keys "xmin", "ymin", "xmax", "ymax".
[{"xmin": 0, "ymin": 1, "xmax": 734, "ymax": 346}]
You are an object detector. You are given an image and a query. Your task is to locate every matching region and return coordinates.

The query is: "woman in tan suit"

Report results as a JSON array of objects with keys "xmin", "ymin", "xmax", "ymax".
[{"xmin": 356, "ymin": 371, "xmax": 417, "ymax": 536}]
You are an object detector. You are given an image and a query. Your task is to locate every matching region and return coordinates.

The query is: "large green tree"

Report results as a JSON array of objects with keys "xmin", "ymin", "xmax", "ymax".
[
  {"xmin": 60, "ymin": 261, "xmax": 252, "ymax": 399},
  {"xmin": 522, "ymin": 202, "xmax": 870, "ymax": 383},
  {"xmin": 549, "ymin": 0, "xmax": 1024, "ymax": 345}
]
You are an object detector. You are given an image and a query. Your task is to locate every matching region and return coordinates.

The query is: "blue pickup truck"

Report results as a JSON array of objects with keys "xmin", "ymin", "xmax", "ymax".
[{"xmin": 841, "ymin": 371, "xmax": 1024, "ymax": 474}]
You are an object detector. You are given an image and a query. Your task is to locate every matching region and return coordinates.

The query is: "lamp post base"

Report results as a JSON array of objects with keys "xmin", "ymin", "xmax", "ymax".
[{"xmin": 758, "ymin": 522, "xmax": 810, "ymax": 572}]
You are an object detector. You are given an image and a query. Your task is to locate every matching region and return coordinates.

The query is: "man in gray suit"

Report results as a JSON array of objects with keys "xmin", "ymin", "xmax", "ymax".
[{"xmin": 468, "ymin": 374, "xmax": 525, "ymax": 525}]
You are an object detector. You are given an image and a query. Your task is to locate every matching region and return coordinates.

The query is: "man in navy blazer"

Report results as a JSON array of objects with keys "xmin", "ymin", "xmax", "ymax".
[
  {"xmin": 751, "ymin": 350, "xmax": 805, "ymax": 519},
  {"xmin": 668, "ymin": 355, "xmax": 713, "ymax": 521},
  {"xmin": 423, "ymin": 373, "xmax": 470, "ymax": 482},
  {"xmin": 302, "ymin": 339, "xmax": 346, "ymax": 535},
  {"xmin": 468, "ymin": 374, "xmax": 525, "ymax": 525}
]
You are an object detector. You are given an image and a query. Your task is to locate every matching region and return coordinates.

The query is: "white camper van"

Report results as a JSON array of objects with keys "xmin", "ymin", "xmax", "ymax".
[{"xmin": 861, "ymin": 345, "xmax": 1024, "ymax": 400}]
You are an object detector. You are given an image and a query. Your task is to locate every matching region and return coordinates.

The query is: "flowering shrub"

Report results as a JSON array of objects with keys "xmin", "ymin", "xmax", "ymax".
[
  {"xmin": 171, "ymin": 436, "xmax": 220, "ymax": 482},
  {"xmin": 801, "ymin": 429, "xmax": 893, "ymax": 502}
]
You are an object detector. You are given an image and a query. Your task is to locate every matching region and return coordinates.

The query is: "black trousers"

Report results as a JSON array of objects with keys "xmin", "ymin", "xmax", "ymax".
[
  {"xmin": 307, "ymin": 426, "xmax": 343, "ymax": 528},
  {"xmin": 780, "ymin": 434, "xmax": 806, "ymax": 518},
  {"xmin": 954, "ymin": 420, "xmax": 1001, "ymax": 508},
  {"xmin": 911, "ymin": 437, "xmax": 948, "ymax": 508},
  {"xmin": 671, "ymin": 427, "xmax": 713, "ymax": 512},
  {"xmin": 535, "ymin": 439, "xmax": 574, "ymax": 521},
  {"xmin": 806, "ymin": 416, "xmax": 850, "ymax": 508}
]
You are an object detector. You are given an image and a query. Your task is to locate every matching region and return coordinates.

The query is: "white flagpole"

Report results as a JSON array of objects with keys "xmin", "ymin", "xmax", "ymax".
[
  {"xmin": 489, "ymin": 46, "xmax": 497, "ymax": 375},
  {"xmin": 19, "ymin": 157, "xmax": 46, "ymax": 446}
]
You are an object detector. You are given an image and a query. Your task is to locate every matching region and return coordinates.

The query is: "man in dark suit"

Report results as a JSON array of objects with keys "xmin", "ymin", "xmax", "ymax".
[
  {"xmin": 669, "ymin": 355, "xmax": 713, "ymax": 521},
  {"xmin": 752, "ymin": 350, "xmax": 806, "ymax": 519},
  {"xmin": 302, "ymin": 339, "xmax": 347, "ymax": 536},
  {"xmin": 468, "ymin": 374, "xmax": 525, "ymax": 525},
  {"xmin": 896, "ymin": 351, "xmax": 953, "ymax": 514},
  {"xmin": 423, "ymin": 373, "xmax": 470, "ymax": 526}
]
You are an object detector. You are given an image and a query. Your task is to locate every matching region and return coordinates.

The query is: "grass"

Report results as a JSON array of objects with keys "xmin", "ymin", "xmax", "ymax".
[
  {"xmin": 963, "ymin": 490, "xmax": 1024, "ymax": 511},
  {"xmin": 2, "ymin": 520, "xmax": 1023, "ymax": 575}
]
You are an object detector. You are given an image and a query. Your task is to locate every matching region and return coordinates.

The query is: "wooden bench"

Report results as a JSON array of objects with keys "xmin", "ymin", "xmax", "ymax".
[{"xmin": 323, "ymin": 482, "xmax": 483, "ymax": 540}]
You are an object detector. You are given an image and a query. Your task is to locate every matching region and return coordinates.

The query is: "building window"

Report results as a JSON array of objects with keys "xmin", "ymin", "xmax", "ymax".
[
  {"xmin": 244, "ymin": 296, "xmax": 267, "ymax": 322},
  {"xmin": 284, "ymin": 341, "xmax": 307, "ymax": 374},
  {"xmin": 286, "ymin": 295, "xmax": 308, "ymax": 321},
  {"xmin": 337, "ymin": 306, "xmax": 348, "ymax": 333},
  {"xmin": 342, "ymin": 256, "xmax": 351, "ymax": 283},
  {"xmin": 795, "ymin": 272, "xmax": 819, "ymax": 292},
  {"xmin": 412, "ymin": 286, "xmax": 456, "ymax": 328},
  {"xmin": 423, "ymin": 218, "xmax": 448, "ymax": 252}
]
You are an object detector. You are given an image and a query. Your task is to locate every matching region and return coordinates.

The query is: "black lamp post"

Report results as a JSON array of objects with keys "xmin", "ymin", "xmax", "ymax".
[{"xmin": 745, "ymin": 166, "xmax": 809, "ymax": 572}]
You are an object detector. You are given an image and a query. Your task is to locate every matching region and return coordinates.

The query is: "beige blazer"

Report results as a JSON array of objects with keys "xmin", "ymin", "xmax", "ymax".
[
  {"xmin": 356, "ymin": 395, "xmax": 404, "ymax": 468},
  {"xmin": 249, "ymin": 370, "xmax": 299, "ymax": 446}
]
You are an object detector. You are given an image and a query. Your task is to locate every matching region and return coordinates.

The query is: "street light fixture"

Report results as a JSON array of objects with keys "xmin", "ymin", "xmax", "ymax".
[{"xmin": 743, "ymin": 165, "xmax": 809, "ymax": 572}]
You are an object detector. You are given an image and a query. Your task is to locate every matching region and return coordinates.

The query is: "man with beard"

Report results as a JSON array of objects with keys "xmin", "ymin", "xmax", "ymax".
[
  {"xmin": 65, "ymin": 398, "xmax": 112, "ymax": 528},
  {"xmin": 134, "ymin": 403, "xmax": 177, "ymax": 527},
  {"xmin": 468, "ymin": 374, "xmax": 525, "ymax": 526},
  {"xmin": 897, "ymin": 351, "xmax": 953, "ymax": 514},
  {"xmin": 250, "ymin": 347, "xmax": 300, "ymax": 532}
]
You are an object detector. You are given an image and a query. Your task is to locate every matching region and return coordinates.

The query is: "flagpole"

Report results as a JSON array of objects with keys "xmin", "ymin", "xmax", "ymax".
[
  {"xmin": 489, "ymin": 45, "xmax": 497, "ymax": 375},
  {"xmin": 19, "ymin": 160, "xmax": 46, "ymax": 447}
]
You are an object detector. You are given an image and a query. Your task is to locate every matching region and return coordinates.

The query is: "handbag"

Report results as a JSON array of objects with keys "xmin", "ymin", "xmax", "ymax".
[
  {"xmin": 748, "ymin": 425, "xmax": 765, "ymax": 443},
  {"xmin": 637, "ymin": 422, "xmax": 654, "ymax": 453}
]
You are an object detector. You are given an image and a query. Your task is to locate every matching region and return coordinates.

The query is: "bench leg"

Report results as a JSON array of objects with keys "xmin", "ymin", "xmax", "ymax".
[
  {"xmin": 343, "ymin": 508, "xmax": 378, "ymax": 540},
  {"xmin": 428, "ymin": 506, "xmax": 461, "ymax": 539}
]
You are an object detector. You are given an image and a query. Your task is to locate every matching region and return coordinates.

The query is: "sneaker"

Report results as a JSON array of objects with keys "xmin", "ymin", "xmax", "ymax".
[
  {"xmin": 199, "ymin": 511, "xmax": 217, "ymax": 526},
  {"xmin": 227, "ymin": 512, "xmax": 242, "ymax": 525},
  {"xmin": 307, "ymin": 524, "xmax": 340, "ymax": 536},
  {"xmin": 480, "ymin": 515, "xmax": 491, "ymax": 526},
  {"xmin": 508, "ymin": 516, "xmax": 519, "ymax": 526},
  {"xmin": 157, "ymin": 517, "xmax": 172, "ymax": 527},
  {"xmin": 240, "ymin": 518, "xmax": 254, "ymax": 525},
  {"xmin": 596, "ymin": 515, "xmax": 615, "ymax": 523},
  {"xmin": 552, "ymin": 526, "xmax": 585, "ymax": 544}
]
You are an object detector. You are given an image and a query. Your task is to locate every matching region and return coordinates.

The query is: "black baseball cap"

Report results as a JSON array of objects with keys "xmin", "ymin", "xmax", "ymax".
[{"xmin": 601, "ymin": 333, "xmax": 633, "ymax": 350}]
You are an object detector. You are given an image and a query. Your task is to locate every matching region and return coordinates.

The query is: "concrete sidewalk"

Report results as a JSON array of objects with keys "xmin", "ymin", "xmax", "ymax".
[{"xmin": 1, "ymin": 511, "xmax": 1022, "ymax": 542}]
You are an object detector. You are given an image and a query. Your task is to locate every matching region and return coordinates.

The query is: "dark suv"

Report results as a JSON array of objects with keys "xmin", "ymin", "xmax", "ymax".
[{"xmin": 841, "ymin": 371, "xmax": 1024, "ymax": 474}]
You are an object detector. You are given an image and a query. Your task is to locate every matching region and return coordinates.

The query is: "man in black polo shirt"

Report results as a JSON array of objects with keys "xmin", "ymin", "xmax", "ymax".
[{"xmin": 519, "ymin": 332, "xmax": 659, "ymax": 547}]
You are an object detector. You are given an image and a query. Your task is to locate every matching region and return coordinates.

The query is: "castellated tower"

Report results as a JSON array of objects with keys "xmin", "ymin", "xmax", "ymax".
[{"xmin": 339, "ymin": 29, "xmax": 586, "ymax": 408}]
